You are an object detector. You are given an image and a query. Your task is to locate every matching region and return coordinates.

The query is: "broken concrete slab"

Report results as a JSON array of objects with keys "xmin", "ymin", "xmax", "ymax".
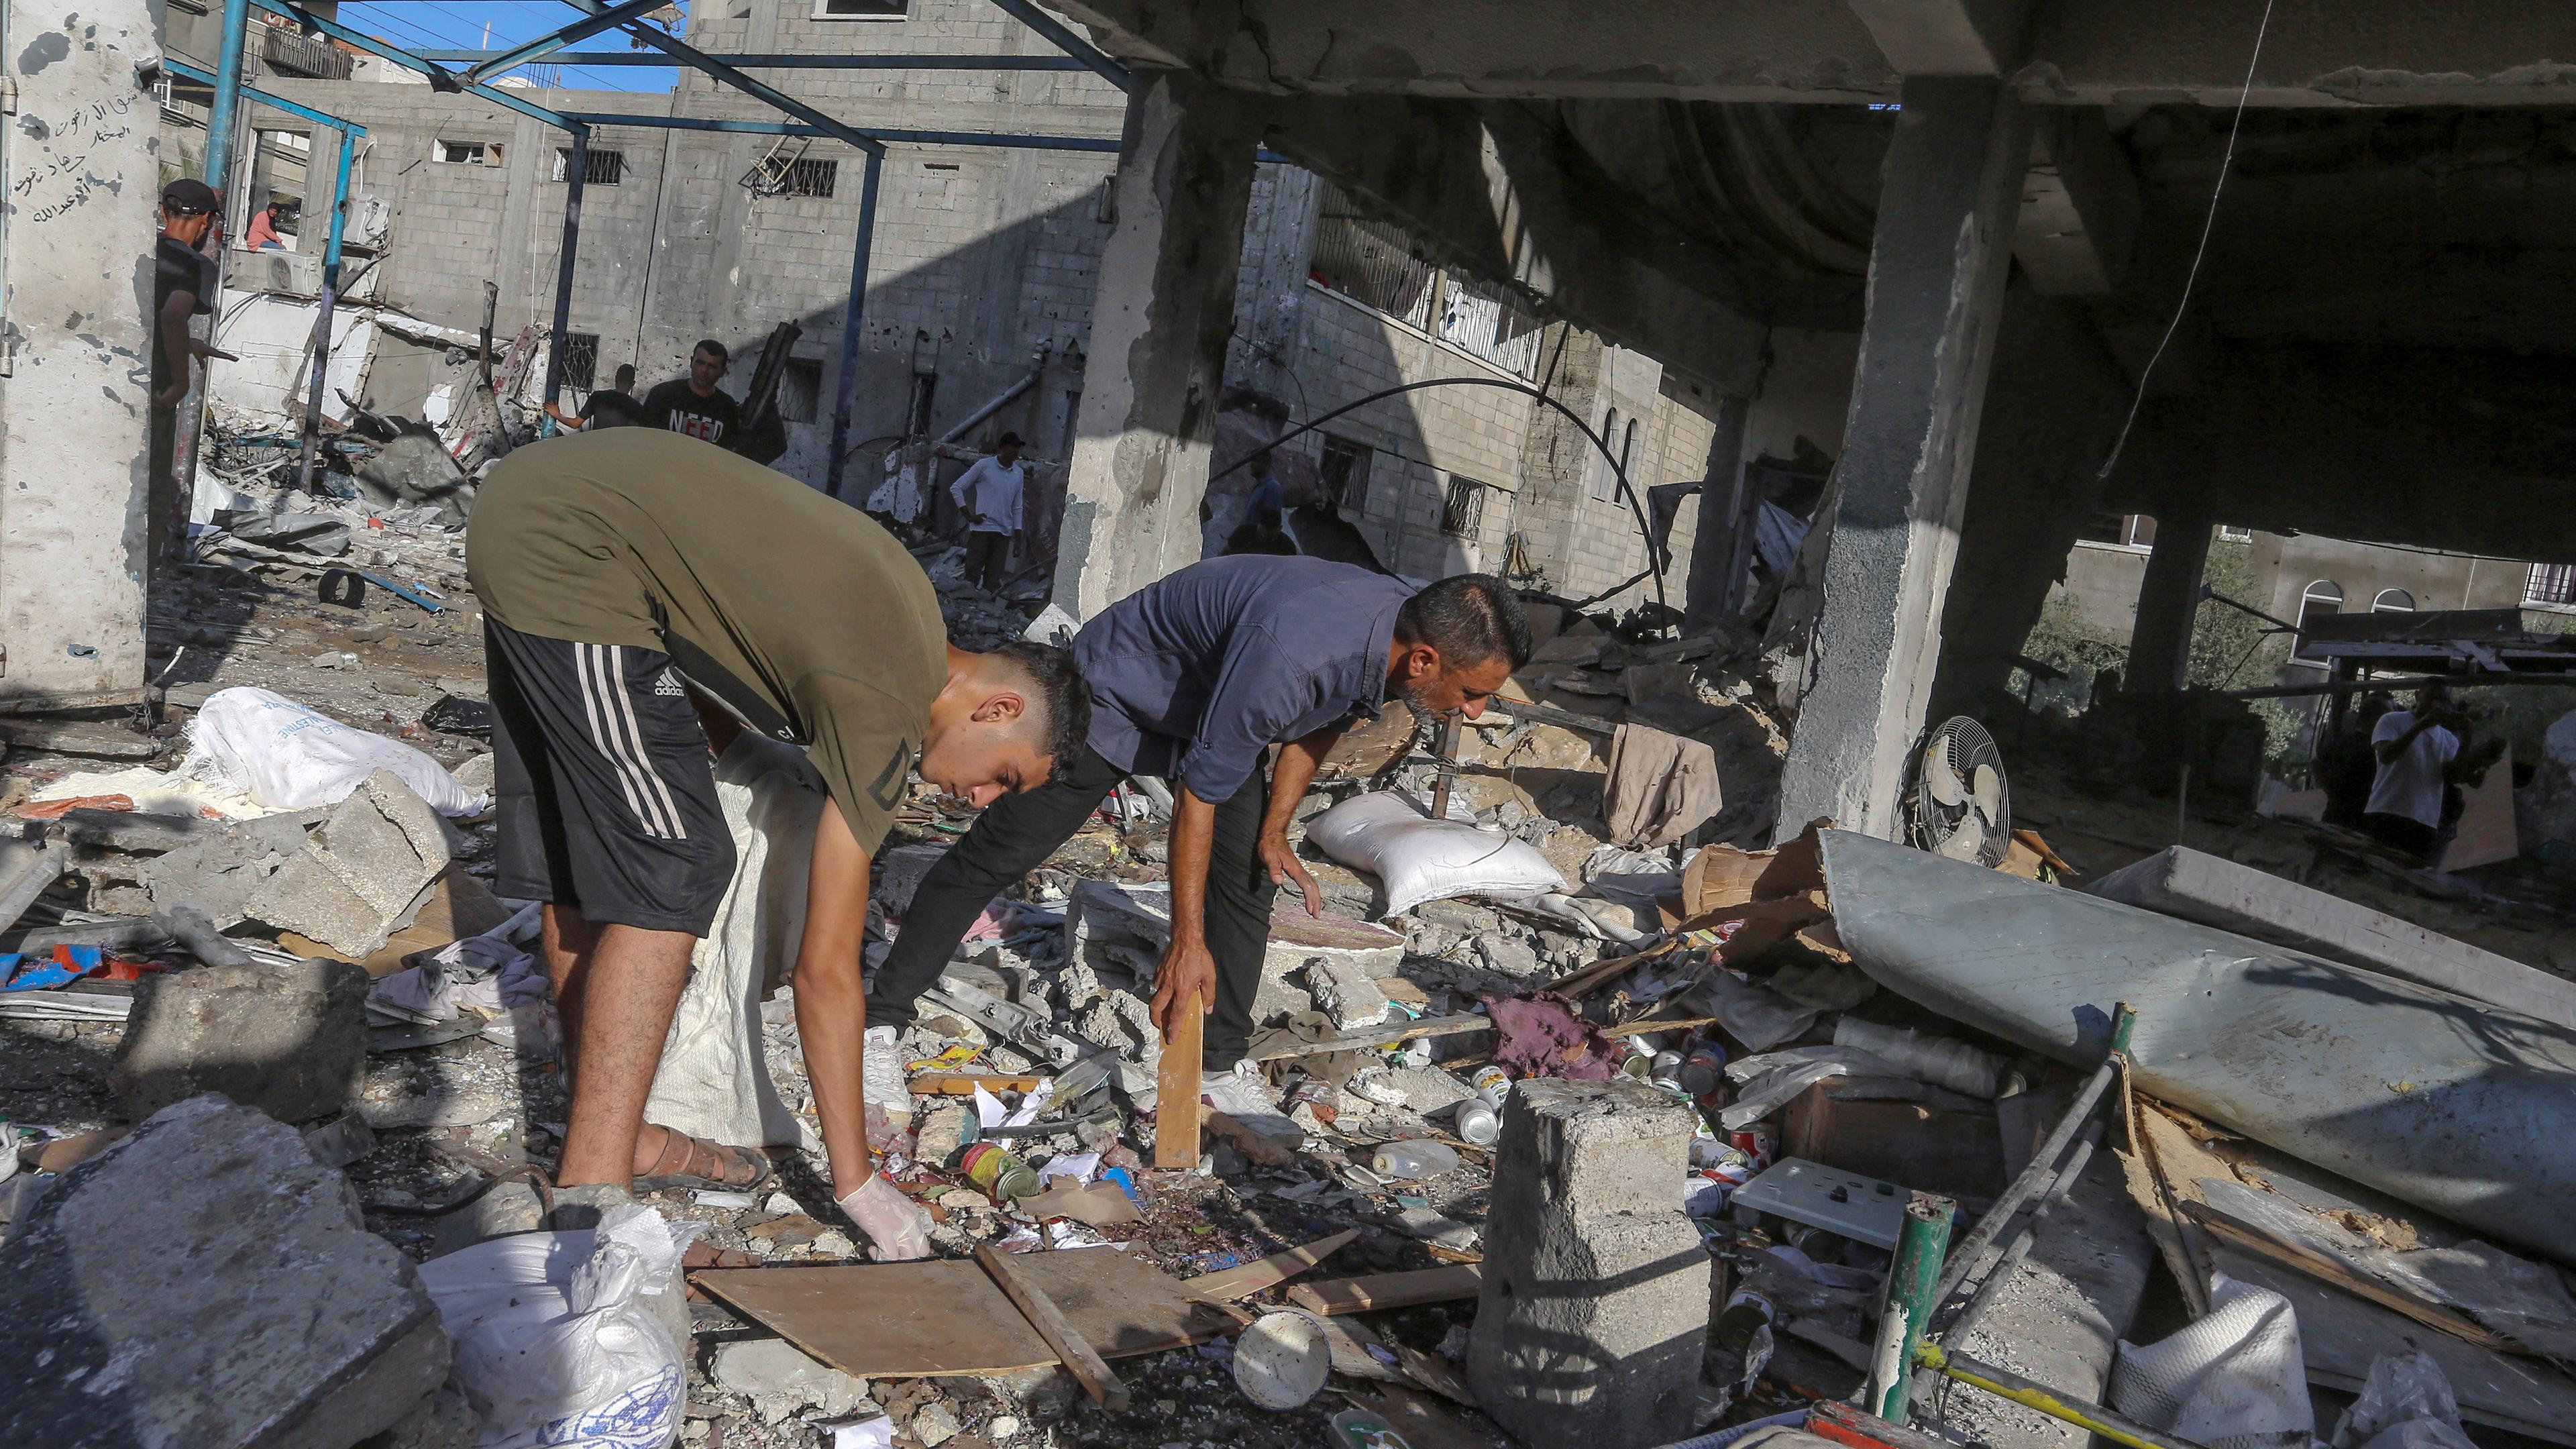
[
  {"xmin": 1306, "ymin": 957, "xmax": 1392, "ymax": 1028},
  {"xmin": 2087, "ymin": 845, "xmax": 2576, "ymax": 1030},
  {"xmin": 247, "ymin": 769, "xmax": 451, "ymax": 956},
  {"xmin": 0, "ymin": 1095, "xmax": 449, "ymax": 1448},
  {"xmin": 138, "ymin": 809, "xmax": 319, "ymax": 926},
  {"xmin": 0, "ymin": 715, "xmax": 162, "ymax": 759},
  {"xmin": 712, "ymin": 1338, "xmax": 872, "ymax": 1423},
  {"xmin": 113, "ymin": 957, "xmax": 372, "ymax": 1124},
  {"xmin": 1467, "ymin": 1079, "xmax": 1707, "ymax": 1448},
  {"xmin": 1066, "ymin": 879, "xmax": 1409, "ymax": 1032}
]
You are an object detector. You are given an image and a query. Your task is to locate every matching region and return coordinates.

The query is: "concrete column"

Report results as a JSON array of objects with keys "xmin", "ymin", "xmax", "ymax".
[
  {"xmin": 0, "ymin": 0, "xmax": 158, "ymax": 709},
  {"xmin": 1053, "ymin": 70, "xmax": 1262, "ymax": 619},
  {"xmin": 2127, "ymin": 503, "xmax": 2213, "ymax": 694},
  {"xmin": 1682, "ymin": 390, "xmax": 1752, "ymax": 629},
  {"xmin": 1772, "ymin": 76, "xmax": 2032, "ymax": 842},
  {"xmin": 1466, "ymin": 1079, "xmax": 1707, "ymax": 1448}
]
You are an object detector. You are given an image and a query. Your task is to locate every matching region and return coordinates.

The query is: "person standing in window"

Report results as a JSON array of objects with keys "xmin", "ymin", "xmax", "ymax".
[
  {"xmin": 949, "ymin": 433, "xmax": 1026, "ymax": 592},
  {"xmin": 639, "ymin": 339, "xmax": 742, "ymax": 449}
]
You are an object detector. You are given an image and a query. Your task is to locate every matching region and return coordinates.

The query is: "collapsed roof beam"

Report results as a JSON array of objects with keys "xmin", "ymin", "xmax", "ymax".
[
  {"xmin": 987, "ymin": 0, "xmax": 1131, "ymax": 91},
  {"xmin": 250, "ymin": 0, "xmax": 576, "ymax": 129},
  {"xmin": 415, "ymin": 50, "xmax": 1094, "ymax": 70},
  {"xmin": 548, "ymin": 0, "xmax": 884, "ymax": 156},
  {"xmin": 457, "ymin": 0, "xmax": 672, "ymax": 86},
  {"xmin": 557, "ymin": 110, "xmax": 1120, "ymax": 152}
]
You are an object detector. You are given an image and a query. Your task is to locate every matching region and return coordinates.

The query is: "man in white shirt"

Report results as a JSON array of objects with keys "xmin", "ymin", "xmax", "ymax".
[
  {"xmin": 2363, "ymin": 681, "xmax": 2463, "ymax": 861},
  {"xmin": 949, "ymin": 433, "xmax": 1026, "ymax": 592}
]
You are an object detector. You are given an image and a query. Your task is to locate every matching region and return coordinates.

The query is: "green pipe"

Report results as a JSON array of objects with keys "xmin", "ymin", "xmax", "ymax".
[
  {"xmin": 1915, "ymin": 1342, "xmax": 2207, "ymax": 1449},
  {"xmin": 1868, "ymin": 1191, "xmax": 1953, "ymax": 1421}
]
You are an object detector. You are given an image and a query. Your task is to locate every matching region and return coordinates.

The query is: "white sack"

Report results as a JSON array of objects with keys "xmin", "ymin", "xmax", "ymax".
[
  {"xmin": 418, "ymin": 1203, "xmax": 701, "ymax": 1449},
  {"xmin": 2110, "ymin": 1271, "xmax": 2312, "ymax": 1449},
  {"xmin": 182, "ymin": 686, "xmax": 486, "ymax": 816},
  {"xmin": 1305, "ymin": 790, "xmax": 1566, "ymax": 917}
]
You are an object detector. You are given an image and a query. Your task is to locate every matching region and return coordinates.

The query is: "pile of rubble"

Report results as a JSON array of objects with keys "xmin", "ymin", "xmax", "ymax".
[{"xmin": 7, "ymin": 479, "xmax": 2573, "ymax": 1449}]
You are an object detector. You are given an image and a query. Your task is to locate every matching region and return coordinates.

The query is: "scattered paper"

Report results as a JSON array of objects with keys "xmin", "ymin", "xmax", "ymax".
[
  {"xmin": 1038, "ymin": 1152, "xmax": 1099, "ymax": 1185},
  {"xmin": 825, "ymin": 1415, "xmax": 894, "ymax": 1449}
]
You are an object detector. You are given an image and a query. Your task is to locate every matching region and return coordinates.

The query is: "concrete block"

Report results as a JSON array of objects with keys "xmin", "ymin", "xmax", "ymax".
[
  {"xmin": 1467, "ymin": 1079, "xmax": 1708, "ymax": 1449},
  {"xmin": 1305, "ymin": 955, "xmax": 1392, "ymax": 1028},
  {"xmin": 113, "ymin": 958, "xmax": 372, "ymax": 1124},
  {"xmin": 358, "ymin": 1383, "xmax": 479, "ymax": 1449},
  {"xmin": 247, "ymin": 770, "xmax": 451, "ymax": 957},
  {"xmin": 0, "ymin": 1095, "xmax": 449, "ymax": 1448},
  {"xmin": 713, "ymin": 1338, "xmax": 871, "ymax": 1423}
]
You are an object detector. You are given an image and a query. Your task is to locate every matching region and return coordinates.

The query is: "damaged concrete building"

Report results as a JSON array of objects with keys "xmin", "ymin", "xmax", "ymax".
[{"xmin": 13, "ymin": 1, "xmax": 2576, "ymax": 1448}]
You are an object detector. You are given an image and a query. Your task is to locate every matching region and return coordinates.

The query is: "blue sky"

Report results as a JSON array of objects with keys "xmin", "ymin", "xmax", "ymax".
[{"xmin": 336, "ymin": 1, "xmax": 680, "ymax": 93}]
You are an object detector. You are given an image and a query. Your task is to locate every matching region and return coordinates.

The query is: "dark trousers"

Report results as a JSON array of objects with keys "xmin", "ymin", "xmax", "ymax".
[
  {"xmin": 2362, "ymin": 810, "xmax": 2440, "ymax": 863},
  {"xmin": 867, "ymin": 743, "xmax": 1276, "ymax": 1069},
  {"xmin": 963, "ymin": 530, "xmax": 1011, "ymax": 591}
]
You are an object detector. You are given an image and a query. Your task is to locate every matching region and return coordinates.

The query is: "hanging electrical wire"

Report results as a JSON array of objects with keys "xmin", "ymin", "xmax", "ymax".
[{"xmin": 1206, "ymin": 374, "xmax": 1673, "ymax": 617}]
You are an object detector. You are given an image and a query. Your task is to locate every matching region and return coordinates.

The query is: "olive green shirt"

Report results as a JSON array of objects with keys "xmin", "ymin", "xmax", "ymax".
[{"xmin": 467, "ymin": 429, "xmax": 946, "ymax": 852}]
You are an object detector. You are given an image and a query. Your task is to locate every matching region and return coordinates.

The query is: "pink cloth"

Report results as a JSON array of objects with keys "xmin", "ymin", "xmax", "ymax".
[{"xmin": 1483, "ymin": 990, "xmax": 1619, "ymax": 1081}]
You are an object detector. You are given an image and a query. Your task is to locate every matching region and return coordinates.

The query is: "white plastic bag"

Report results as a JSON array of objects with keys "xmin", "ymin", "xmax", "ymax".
[
  {"xmin": 2331, "ymin": 1352, "xmax": 2477, "ymax": 1449},
  {"xmin": 1305, "ymin": 790, "xmax": 1565, "ymax": 917},
  {"xmin": 417, "ymin": 1203, "xmax": 701, "ymax": 1448},
  {"xmin": 1831, "ymin": 1018, "xmax": 2004, "ymax": 1098},
  {"xmin": 1719, "ymin": 1046, "xmax": 1900, "ymax": 1129},
  {"xmin": 2110, "ymin": 1271, "xmax": 2312, "ymax": 1449},
  {"xmin": 182, "ymin": 686, "xmax": 488, "ymax": 816}
]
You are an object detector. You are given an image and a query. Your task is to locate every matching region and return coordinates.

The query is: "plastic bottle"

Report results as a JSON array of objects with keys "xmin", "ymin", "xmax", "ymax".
[
  {"xmin": 1678, "ymin": 1043, "xmax": 1728, "ymax": 1099},
  {"xmin": 1371, "ymin": 1139, "xmax": 1461, "ymax": 1180},
  {"xmin": 1452, "ymin": 1098, "xmax": 1499, "ymax": 1146}
]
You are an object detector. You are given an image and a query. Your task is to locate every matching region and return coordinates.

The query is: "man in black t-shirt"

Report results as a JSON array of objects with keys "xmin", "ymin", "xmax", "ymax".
[
  {"xmin": 544, "ymin": 363, "xmax": 643, "ymax": 432},
  {"xmin": 151, "ymin": 178, "xmax": 237, "ymax": 572},
  {"xmin": 639, "ymin": 339, "xmax": 743, "ymax": 450}
]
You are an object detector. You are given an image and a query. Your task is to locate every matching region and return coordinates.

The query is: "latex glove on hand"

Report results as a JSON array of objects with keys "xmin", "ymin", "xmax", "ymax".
[{"xmin": 837, "ymin": 1174, "xmax": 931, "ymax": 1262}]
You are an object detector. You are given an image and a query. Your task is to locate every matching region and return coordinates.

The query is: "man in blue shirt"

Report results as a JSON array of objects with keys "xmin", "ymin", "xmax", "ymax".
[{"xmin": 869, "ymin": 559, "xmax": 1532, "ymax": 1069}]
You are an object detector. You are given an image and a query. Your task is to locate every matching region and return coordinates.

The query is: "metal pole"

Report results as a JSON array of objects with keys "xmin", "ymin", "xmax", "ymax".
[
  {"xmin": 297, "ymin": 127, "xmax": 354, "ymax": 492},
  {"xmin": 1927, "ymin": 1002, "xmax": 2135, "ymax": 1307},
  {"xmin": 1913, "ymin": 1343, "xmax": 2206, "ymax": 1449},
  {"xmin": 824, "ymin": 147, "xmax": 883, "ymax": 500},
  {"xmin": 1868, "ymin": 1193, "xmax": 1955, "ymax": 1422},
  {"xmin": 202, "ymin": 0, "xmax": 253, "ymax": 189},
  {"xmin": 545, "ymin": 125, "xmax": 589, "ymax": 406},
  {"xmin": 985, "ymin": 0, "xmax": 1132, "ymax": 90}
]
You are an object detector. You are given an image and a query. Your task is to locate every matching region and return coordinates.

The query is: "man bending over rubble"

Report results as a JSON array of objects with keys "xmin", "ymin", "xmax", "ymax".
[
  {"xmin": 466, "ymin": 429, "xmax": 1087, "ymax": 1256},
  {"xmin": 869, "ymin": 559, "xmax": 1530, "ymax": 1072}
]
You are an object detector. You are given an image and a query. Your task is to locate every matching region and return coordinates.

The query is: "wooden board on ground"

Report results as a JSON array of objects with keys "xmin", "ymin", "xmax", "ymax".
[
  {"xmin": 693, "ymin": 1251, "xmax": 1234, "ymax": 1379},
  {"xmin": 1246, "ymin": 1011, "xmax": 1494, "ymax": 1063},
  {"xmin": 2215, "ymin": 1247, "xmax": 2576, "ymax": 1447},
  {"xmin": 1286, "ymin": 1265, "xmax": 1481, "ymax": 1316},
  {"xmin": 1182, "ymin": 1230, "xmax": 1358, "ymax": 1299}
]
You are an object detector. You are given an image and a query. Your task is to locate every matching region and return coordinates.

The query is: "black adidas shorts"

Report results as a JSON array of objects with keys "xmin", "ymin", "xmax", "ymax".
[{"xmin": 486, "ymin": 619, "xmax": 735, "ymax": 934}]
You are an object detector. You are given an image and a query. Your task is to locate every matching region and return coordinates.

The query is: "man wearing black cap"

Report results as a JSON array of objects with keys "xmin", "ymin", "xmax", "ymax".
[{"xmin": 152, "ymin": 178, "xmax": 235, "ymax": 568}]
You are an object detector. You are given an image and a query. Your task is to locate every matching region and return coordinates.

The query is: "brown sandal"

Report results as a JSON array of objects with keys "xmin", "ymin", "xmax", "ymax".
[{"xmin": 633, "ymin": 1125, "xmax": 774, "ymax": 1193}]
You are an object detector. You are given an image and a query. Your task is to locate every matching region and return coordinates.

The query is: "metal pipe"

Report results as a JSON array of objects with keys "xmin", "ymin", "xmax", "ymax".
[
  {"xmin": 297, "ymin": 127, "xmax": 356, "ymax": 492},
  {"xmin": 823, "ymin": 148, "xmax": 883, "ymax": 501},
  {"xmin": 1913, "ymin": 1343, "xmax": 2206, "ymax": 1449},
  {"xmin": 201, "ymin": 0, "xmax": 254, "ymax": 189},
  {"xmin": 1867, "ymin": 1193, "xmax": 1953, "ymax": 1422},
  {"xmin": 416, "ymin": 49, "xmax": 1094, "ymax": 70},
  {"xmin": 458, "ymin": 0, "xmax": 669, "ymax": 86},
  {"xmin": 248, "ymin": 0, "xmax": 576, "ymax": 131},
  {"xmin": 555, "ymin": 109, "xmax": 1117, "ymax": 150},
  {"xmin": 1928, "ymin": 1002, "xmax": 2134, "ymax": 1308},
  {"xmin": 161, "ymin": 57, "xmax": 372, "ymax": 134},
  {"xmin": 2230, "ymin": 670, "xmax": 2576, "ymax": 699},
  {"xmin": 934, "ymin": 343, "xmax": 1049, "ymax": 446},
  {"xmin": 1939, "ymin": 1136, "xmax": 2097, "ymax": 1348},
  {"xmin": 545, "ymin": 125, "xmax": 589, "ymax": 405},
  {"xmin": 985, "ymin": 0, "xmax": 1132, "ymax": 91}
]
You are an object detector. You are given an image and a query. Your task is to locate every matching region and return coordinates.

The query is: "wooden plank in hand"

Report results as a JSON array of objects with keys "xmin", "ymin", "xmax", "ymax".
[
  {"xmin": 1154, "ymin": 990, "xmax": 1203, "ymax": 1169},
  {"xmin": 974, "ymin": 1244, "xmax": 1132, "ymax": 1412}
]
